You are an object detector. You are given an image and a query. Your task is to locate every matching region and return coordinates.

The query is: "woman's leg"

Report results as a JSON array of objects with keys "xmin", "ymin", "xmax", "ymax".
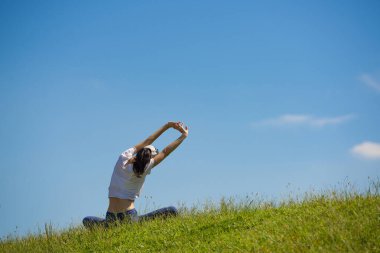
[
  {"xmin": 139, "ymin": 206, "xmax": 178, "ymax": 221},
  {"xmin": 105, "ymin": 209, "xmax": 139, "ymax": 227},
  {"xmin": 84, "ymin": 209, "xmax": 140, "ymax": 229},
  {"xmin": 119, "ymin": 209, "xmax": 139, "ymax": 223},
  {"xmin": 105, "ymin": 212, "xmax": 118, "ymax": 227},
  {"xmin": 82, "ymin": 216, "xmax": 106, "ymax": 228},
  {"xmin": 105, "ymin": 212, "xmax": 117, "ymax": 223}
]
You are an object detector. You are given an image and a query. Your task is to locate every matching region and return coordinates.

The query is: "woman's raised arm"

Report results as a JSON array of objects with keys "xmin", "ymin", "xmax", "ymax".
[
  {"xmin": 134, "ymin": 122, "xmax": 178, "ymax": 153},
  {"xmin": 153, "ymin": 123, "xmax": 189, "ymax": 166}
]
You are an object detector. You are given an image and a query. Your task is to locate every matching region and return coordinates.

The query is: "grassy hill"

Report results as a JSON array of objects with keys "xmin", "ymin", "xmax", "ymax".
[{"xmin": 1, "ymin": 185, "xmax": 379, "ymax": 252}]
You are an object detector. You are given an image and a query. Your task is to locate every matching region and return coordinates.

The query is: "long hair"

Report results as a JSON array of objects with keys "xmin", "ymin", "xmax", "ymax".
[{"xmin": 133, "ymin": 148, "xmax": 152, "ymax": 177}]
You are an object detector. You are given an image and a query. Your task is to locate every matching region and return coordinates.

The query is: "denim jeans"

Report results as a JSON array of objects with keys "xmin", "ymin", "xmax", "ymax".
[
  {"xmin": 83, "ymin": 206, "xmax": 178, "ymax": 228},
  {"xmin": 106, "ymin": 208, "xmax": 139, "ymax": 223}
]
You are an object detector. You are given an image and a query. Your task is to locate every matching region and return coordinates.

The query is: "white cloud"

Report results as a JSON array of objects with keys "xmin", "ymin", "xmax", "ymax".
[
  {"xmin": 359, "ymin": 74, "xmax": 380, "ymax": 92},
  {"xmin": 252, "ymin": 114, "xmax": 354, "ymax": 127},
  {"xmin": 351, "ymin": 141, "xmax": 380, "ymax": 160}
]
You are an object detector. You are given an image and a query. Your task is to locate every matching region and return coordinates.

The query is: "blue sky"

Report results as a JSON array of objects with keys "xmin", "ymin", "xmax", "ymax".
[{"xmin": 1, "ymin": 0, "xmax": 380, "ymax": 238}]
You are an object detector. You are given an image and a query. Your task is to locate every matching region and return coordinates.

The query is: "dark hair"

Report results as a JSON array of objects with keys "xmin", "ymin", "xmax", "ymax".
[{"xmin": 133, "ymin": 148, "xmax": 152, "ymax": 177}]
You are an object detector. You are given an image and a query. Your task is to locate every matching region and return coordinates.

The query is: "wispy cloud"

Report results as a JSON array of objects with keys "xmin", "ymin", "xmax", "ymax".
[
  {"xmin": 359, "ymin": 74, "xmax": 380, "ymax": 92},
  {"xmin": 351, "ymin": 141, "xmax": 380, "ymax": 160},
  {"xmin": 252, "ymin": 114, "xmax": 355, "ymax": 127}
]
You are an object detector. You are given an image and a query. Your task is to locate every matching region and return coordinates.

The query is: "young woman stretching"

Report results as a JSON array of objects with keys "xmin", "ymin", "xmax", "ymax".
[{"xmin": 83, "ymin": 121, "xmax": 189, "ymax": 228}]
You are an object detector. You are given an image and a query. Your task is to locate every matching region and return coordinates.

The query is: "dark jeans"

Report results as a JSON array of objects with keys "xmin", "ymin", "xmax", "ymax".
[
  {"xmin": 83, "ymin": 206, "xmax": 178, "ymax": 228},
  {"xmin": 105, "ymin": 208, "xmax": 139, "ymax": 223}
]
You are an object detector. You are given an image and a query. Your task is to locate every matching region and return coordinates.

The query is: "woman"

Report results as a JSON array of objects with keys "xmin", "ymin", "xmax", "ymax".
[{"xmin": 83, "ymin": 121, "xmax": 189, "ymax": 228}]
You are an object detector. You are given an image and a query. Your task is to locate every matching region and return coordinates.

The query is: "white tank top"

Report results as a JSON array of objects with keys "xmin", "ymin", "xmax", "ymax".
[{"xmin": 108, "ymin": 147, "xmax": 155, "ymax": 200}]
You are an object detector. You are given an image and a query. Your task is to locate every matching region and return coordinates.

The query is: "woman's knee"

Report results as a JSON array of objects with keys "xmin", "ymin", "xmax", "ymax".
[
  {"xmin": 83, "ymin": 216, "xmax": 105, "ymax": 228},
  {"xmin": 166, "ymin": 206, "xmax": 178, "ymax": 216}
]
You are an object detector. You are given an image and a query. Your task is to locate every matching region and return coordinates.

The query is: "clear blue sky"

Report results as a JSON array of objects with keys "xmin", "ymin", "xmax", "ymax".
[{"xmin": 1, "ymin": 0, "xmax": 379, "ymax": 238}]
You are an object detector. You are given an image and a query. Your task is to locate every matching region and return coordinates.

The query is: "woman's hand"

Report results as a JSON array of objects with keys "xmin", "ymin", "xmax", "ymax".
[
  {"xmin": 176, "ymin": 122, "xmax": 189, "ymax": 137},
  {"xmin": 167, "ymin": 121, "xmax": 189, "ymax": 137},
  {"xmin": 180, "ymin": 125, "xmax": 189, "ymax": 137}
]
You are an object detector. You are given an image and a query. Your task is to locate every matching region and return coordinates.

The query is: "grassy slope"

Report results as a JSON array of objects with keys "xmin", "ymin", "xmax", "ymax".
[{"xmin": 1, "ymin": 192, "xmax": 379, "ymax": 252}]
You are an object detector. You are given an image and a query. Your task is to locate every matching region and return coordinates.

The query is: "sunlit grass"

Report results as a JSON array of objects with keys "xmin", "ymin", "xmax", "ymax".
[{"xmin": 1, "ymin": 180, "xmax": 379, "ymax": 252}]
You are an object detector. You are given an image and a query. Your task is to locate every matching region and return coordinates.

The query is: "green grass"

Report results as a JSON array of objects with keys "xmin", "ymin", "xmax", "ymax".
[{"xmin": 1, "ymin": 184, "xmax": 380, "ymax": 252}]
